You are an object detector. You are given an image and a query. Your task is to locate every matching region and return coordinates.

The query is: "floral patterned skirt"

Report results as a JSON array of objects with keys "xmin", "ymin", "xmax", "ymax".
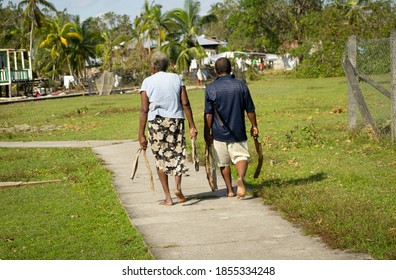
[{"xmin": 148, "ymin": 116, "xmax": 188, "ymax": 176}]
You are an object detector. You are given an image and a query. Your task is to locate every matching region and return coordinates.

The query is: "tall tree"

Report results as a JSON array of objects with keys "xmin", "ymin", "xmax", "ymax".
[
  {"xmin": 289, "ymin": 0, "xmax": 324, "ymax": 45},
  {"xmin": 140, "ymin": 0, "xmax": 157, "ymax": 53},
  {"xmin": 39, "ymin": 16, "xmax": 82, "ymax": 76},
  {"xmin": 93, "ymin": 12, "xmax": 132, "ymax": 71},
  {"xmin": 204, "ymin": 0, "xmax": 239, "ymax": 42},
  {"xmin": 10, "ymin": 16, "xmax": 30, "ymax": 49},
  {"xmin": 18, "ymin": 0, "xmax": 57, "ymax": 59},
  {"xmin": 1, "ymin": 1, "xmax": 21, "ymax": 48},
  {"xmin": 140, "ymin": 1, "xmax": 174, "ymax": 50},
  {"xmin": 227, "ymin": 0, "xmax": 289, "ymax": 52},
  {"xmin": 332, "ymin": 0, "xmax": 369, "ymax": 26},
  {"xmin": 69, "ymin": 17, "xmax": 104, "ymax": 79},
  {"xmin": 165, "ymin": 0, "xmax": 217, "ymax": 71},
  {"xmin": 131, "ymin": 15, "xmax": 146, "ymax": 48}
]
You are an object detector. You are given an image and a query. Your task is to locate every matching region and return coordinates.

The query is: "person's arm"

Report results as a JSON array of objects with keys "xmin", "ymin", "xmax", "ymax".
[
  {"xmin": 244, "ymin": 86, "xmax": 259, "ymax": 138},
  {"xmin": 180, "ymin": 85, "xmax": 197, "ymax": 139},
  {"xmin": 204, "ymin": 113, "xmax": 214, "ymax": 145},
  {"xmin": 247, "ymin": 111, "xmax": 259, "ymax": 138},
  {"xmin": 139, "ymin": 91, "xmax": 149, "ymax": 150}
]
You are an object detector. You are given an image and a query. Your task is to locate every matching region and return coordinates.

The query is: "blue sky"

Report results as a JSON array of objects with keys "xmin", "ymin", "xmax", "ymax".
[{"xmin": 7, "ymin": 0, "xmax": 220, "ymax": 20}]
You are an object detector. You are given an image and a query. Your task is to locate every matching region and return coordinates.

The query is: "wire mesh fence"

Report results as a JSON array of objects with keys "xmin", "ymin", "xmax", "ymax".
[{"xmin": 345, "ymin": 35, "xmax": 394, "ymax": 137}]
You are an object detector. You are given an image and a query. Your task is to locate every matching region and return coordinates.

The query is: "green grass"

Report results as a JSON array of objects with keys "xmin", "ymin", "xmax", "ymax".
[
  {"xmin": 1, "ymin": 75, "xmax": 395, "ymax": 259},
  {"xmin": 0, "ymin": 95, "xmax": 141, "ymax": 141},
  {"xmin": 0, "ymin": 148, "xmax": 153, "ymax": 260}
]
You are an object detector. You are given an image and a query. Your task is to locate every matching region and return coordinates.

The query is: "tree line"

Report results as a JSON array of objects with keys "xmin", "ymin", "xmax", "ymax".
[
  {"xmin": 211, "ymin": 0, "xmax": 396, "ymax": 77},
  {"xmin": 0, "ymin": 0, "xmax": 395, "ymax": 87}
]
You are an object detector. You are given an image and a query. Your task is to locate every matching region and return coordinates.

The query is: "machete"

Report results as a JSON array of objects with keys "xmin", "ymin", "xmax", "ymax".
[
  {"xmin": 191, "ymin": 137, "xmax": 199, "ymax": 172},
  {"xmin": 205, "ymin": 144, "xmax": 217, "ymax": 191},
  {"xmin": 253, "ymin": 137, "xmax": 264, "ymax": 178}
]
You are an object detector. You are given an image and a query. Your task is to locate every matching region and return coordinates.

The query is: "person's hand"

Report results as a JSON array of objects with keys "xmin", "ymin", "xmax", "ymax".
[
  {"xmin": 190, "ymin": 127, "xmax": 198, "ymax": 140},
  {"xmin": 251, "ymin": 126, "xmax": 259, "ymax": 138},
  {"xmin": 139, "ymin": 135, "xmax": 148, "ymax": 150},
  {"xmin": 204, "ymin": 132, "xmax": 213, "ymax": 145}
]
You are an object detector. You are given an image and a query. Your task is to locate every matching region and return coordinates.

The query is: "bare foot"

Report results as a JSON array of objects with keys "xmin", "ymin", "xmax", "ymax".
[
  {"xmin": 159, "ymin": 201, "xmax": 173, "ymax": 206},
  {"xmin": 236, "ymin": 178, "xmax": 246, "ymax": 199},
  {"xmin": 226, "ymin": 190, "xmax": 235, "ymax": 197},
  {"xmin": 174, "ymin": 189, "xmax": 187, "ymax": 203}
]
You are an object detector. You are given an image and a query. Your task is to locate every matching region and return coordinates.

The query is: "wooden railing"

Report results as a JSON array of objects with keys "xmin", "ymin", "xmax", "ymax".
[
  {"xmin": 0, "ymin": 69, "xmax": 8, "ymax": 83},
  {"xmin": 0, "ymin": 69, "xmax": 29, "ymax": 83}
]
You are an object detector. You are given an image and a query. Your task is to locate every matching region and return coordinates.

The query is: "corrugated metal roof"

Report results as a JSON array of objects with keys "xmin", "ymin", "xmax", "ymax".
[{"xmin": 196, "ymin": 35, "xmax": 221, "ymax": 46}]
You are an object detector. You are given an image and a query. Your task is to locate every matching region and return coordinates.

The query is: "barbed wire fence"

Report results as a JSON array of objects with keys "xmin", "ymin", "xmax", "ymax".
[{"xmin": 343, "ymin": 32, "xmax": 396, "ymax": 142}]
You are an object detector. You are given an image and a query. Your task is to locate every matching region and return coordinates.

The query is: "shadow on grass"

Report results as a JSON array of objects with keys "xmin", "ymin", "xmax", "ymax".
[{"xmin": 249, "ymin": 172, "xmax": 327, "ymax": 194}]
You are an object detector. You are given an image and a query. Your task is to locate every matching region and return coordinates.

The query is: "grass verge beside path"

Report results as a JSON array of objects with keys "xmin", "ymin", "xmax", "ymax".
[
  {"xmin": 0, "ymin": 148, "xmax": 153, "ymax": 260},
  {"xmin": 244, "ymin": 76, "xmax": 396, "ymax": 259}
]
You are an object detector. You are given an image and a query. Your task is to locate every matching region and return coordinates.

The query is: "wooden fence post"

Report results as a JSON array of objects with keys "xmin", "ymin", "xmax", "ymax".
[
  {"xmin": 391, "ymin": 31, "xmax": 396, "ymax": 142},
  {"xmin": 342, "ymin": 58, "xmax": 379, "ymax": 135},
  {"xmin": 347, "ymin": 35, "xmax": 357, "ymax": 129}
]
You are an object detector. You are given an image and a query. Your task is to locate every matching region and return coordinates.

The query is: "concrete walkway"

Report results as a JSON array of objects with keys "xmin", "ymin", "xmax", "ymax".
[{"xmin": 0, "ymin": 140, "xmax": 370, "ymax": 260}]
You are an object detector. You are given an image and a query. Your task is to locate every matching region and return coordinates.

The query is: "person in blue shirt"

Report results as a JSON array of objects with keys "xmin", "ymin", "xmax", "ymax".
[
  {"xmin": 204, "ymin": 57, "xmax": 259, "ymax": 199},
  {"xmin": 139, "ymin": 51, "xmax": 198, "ymax": 206}
]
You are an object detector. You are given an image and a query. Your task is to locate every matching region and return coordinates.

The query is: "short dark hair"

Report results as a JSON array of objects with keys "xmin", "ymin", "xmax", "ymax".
[
  {"xmin": 215, "ymin": 57, "xmax": 232, "ymax": 75},
  {"xmin": 151, "ymin": 51, "xmax": 169, "ymax": 71}
]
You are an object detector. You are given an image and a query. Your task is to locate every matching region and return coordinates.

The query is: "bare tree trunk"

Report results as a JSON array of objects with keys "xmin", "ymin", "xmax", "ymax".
[
  {"xmin": 66, "ymin": 55, "xmax": 73, "ymax": 76},
  {"xmin": 29, "ymin": 21, "xmax": 34, "ymax": 61},
  {"xmin": 148, "ymin": 33, "xmax": 151, "ymax": 54}
]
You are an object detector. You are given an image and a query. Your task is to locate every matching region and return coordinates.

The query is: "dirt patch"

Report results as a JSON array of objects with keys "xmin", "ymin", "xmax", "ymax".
[{"xmin": 0, "ymin": 124, "xmax": 62, "ymax": 133}]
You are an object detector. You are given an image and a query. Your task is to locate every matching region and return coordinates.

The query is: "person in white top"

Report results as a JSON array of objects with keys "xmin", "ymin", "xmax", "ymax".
[{"xmin": 139, "ymin": 51, "xmax": 198, "ymax": 206}]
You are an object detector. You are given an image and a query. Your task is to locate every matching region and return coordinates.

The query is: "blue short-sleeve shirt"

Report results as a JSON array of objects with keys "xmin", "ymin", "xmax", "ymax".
[{"xmin": 204, "ymin": 75, "xmax": 255, "ymax": 142}]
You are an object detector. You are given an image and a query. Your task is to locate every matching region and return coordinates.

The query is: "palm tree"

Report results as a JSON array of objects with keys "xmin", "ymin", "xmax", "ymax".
[
  {"xmin": 333, "ymin": 0, "xmax": 369, "ymax": 25},
  {"xmin": 96, "ymin": 12, "xmax": 133, "ymax": 72},
  {"xmin": 131, "ymin": 16, "xmax": 146, "ymax": 48},
  {"xmin": 139, "ymin": 0, "xmax": 174, "ymax": 52},
  {"xmin": 70, "ymin": 17, "xmax": 105, "ymax": 79},
  {"xmin": 165, "ymin": 0, "xmax": 217, "ymax": 71},
  {"xmin": 10, "ymin": 19, "xmax": 30, "ymax": 50},
  {"xmin": 39, "ymin": 16, "xmax": 82, "ymax": 76},
  {"xmin": 18, "ymin": 0, "xmax": 57, "ymax": 59},
  {"xmin": 140, "ymin": 0, "xmax": 158, "ymax": 53}
]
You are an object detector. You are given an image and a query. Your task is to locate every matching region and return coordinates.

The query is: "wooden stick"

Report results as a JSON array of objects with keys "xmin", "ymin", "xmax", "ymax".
[
  {"xmin": 342, "ymin": 58, "xmax": 380, "ymax": 135},
  {"xmin": 191, "ymin": 138, "xmax": 199, "ymax": 171},
  {"xmin": 0, "ymin": 180, "xmax": 62, "ymax": 190},
  {"xmin": 143, "ymin": 149, "xmax": 155, "ymax": 192},
  {"xmin": 130, "ymin": 148, "xmax": 142, "ymax": 179},
  {"xmin": 357, "ymin": 72, "xmax": 391, "ymax": 99}
]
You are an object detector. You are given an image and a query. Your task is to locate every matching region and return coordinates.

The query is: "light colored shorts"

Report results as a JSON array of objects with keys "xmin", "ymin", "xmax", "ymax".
[{"xmin": 213, "ymin": 140, "xmax": 250, "ymax": 167}]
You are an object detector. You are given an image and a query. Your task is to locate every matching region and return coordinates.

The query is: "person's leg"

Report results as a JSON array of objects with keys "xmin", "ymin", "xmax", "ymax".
[
  {"xmin": 229, "ymin": 141, "xmax": 250, "ymax": 199},
  {"xmin": 157, "ymin": 168, "xmax": 173, "ymax": 206},
  {"xmin": 213, "ymin": 140, "xmax": 234, "ymax": 197},
  {"xmin": 235, "ymin": 160, "xmax": 248, "ymax": 198},
  {"xmin": 174, "ymin": 175, "xmax": 187, "ymax": 203},
  {"xmin": 220, "ymin": 165, "xmax": 235, "ymax": 197}
]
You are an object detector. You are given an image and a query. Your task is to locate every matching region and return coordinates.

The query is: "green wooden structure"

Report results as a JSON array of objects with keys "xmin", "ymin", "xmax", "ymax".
[{"xmin": 0, "ymin": 48, "xmax": 32, "ymax": 97}]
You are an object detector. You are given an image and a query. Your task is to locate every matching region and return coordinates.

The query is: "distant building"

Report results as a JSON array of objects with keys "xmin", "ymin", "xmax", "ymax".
[
  {"xmin": 0, "ymin": 49, "xmax": 33, "ymax": 97},
  {"xmin": 196, "ymin": 35, "xmax": 225, "ymax": 55}
]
